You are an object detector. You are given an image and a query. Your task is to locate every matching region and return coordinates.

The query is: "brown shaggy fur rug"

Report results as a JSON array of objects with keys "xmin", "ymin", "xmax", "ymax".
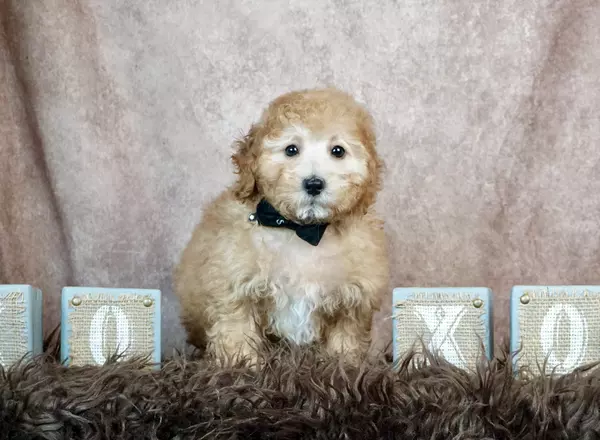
[{"xmin": 1, "ymin": 340, "xmax": 600, "ymax": 440}]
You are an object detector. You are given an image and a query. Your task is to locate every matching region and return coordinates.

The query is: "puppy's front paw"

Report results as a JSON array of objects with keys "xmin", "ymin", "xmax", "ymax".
[
  {"xmin": 325, "ymin": 327, "xmax": 370, "ymax": 365},
  {"xmin": 326, "ymin": 344, "xmax": 367, "ymax": 366},
  {"xmin": 210, "ymin": 340, "xmax": 261, "ymax": 368}
]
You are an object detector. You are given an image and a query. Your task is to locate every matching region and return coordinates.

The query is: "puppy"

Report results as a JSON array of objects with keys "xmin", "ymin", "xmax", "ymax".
[{"xmin": 174, "ymin": 87, "xmax": 389, "ymax": 364}]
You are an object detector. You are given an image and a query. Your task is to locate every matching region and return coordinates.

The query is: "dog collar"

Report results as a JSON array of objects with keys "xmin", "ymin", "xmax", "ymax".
[{"xmin": 248, "ymin": 199, "xmax": 328, "ymax": 246}]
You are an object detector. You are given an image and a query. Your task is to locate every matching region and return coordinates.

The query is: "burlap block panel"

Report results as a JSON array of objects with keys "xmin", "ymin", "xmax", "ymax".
[
  {"xmin": 0, "ymin": 291, "xmax": 28, "ymax": 368},
  {"xmin": 394, "ymin": 291, "xmax": 489, "ymax": 370},
  {"xmin": 66, "ymin": 293, "xmax": 156, "ymax": 366},
  {"xmin": 515, "ymin": 288, "xmax": 600, "ymax": 375}
]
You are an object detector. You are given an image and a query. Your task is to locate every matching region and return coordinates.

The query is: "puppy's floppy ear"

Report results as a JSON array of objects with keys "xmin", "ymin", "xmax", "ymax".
[
  {"xmin": 231, "ymin": 123, "xmax": 260, "ymax": 200},
  {"xmin": 364, "ymin": 152, "xmax": 384, "ymax": 208},
  {"xmin": 354, "ymin": 122, "xmax": 384, "ymax": 214}
]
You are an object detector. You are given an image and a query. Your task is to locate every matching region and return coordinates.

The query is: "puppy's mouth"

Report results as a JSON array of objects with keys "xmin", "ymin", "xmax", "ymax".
[{"xmin": 295, "ymin": 198, "xmax": 330, "ymax": 225}]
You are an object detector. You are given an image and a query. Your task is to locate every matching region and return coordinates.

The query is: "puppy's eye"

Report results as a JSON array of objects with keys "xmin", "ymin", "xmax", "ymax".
[
  {"xmin": 331, "ymin": 145, "xmax": 345, "ymax": 158},
  {"xmin": 285, "ymin": 145, "xmax": 299, "ymax": 157}
]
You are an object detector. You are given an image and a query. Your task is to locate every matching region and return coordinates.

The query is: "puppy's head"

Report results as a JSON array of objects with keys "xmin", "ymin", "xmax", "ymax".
[{"xmin": 232, "ymin": 88, "xmax": 382, "ymax": 224}]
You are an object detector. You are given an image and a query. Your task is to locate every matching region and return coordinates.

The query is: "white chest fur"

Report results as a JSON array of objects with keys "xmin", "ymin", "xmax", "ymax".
[{"xmin": 252, "ymin": 226, "xmax": 346, "ymax": 345}]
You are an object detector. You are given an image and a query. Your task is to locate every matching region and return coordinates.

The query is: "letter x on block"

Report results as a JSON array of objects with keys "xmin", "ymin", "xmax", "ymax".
[
  {"xmin": 393, "ymin": 287, "xmax": 493, "ymax": 370},
  {"xmin": 510, "ymin": 285, "xmax": 600, "ymax": 376}
]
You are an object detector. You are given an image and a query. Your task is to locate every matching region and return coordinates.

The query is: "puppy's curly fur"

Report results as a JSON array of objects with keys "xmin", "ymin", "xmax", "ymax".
[{"xmin": 174, "ymin": 88, "xmax": 390, "ymax": 363}]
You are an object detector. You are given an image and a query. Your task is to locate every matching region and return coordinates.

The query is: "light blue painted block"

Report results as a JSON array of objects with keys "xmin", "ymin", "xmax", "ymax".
[
  {"xmin": 392, "ymin": 287, "xmax": 493, "ymax": 370},
  {"xmin": 510, "ymin": 285, "xmax": 600, "ymax": 376},
  {"xmin": 61, "ymin": 286, "xmax": 161, "ymax": 367},
  {"xmin": 0, "ymin": 284, "xmax": 43, "ymax": 368}
]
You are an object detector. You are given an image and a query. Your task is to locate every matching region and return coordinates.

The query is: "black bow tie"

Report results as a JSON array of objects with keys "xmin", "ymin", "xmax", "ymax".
[{"xmin": 251, "ymin": 199, "xmax": 328, "ymax": 246}]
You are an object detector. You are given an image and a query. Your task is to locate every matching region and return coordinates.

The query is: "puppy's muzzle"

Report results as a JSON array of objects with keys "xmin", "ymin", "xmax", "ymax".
[{"xmin": 303, "ymin": 176, "xmax": 325, "ymax": 196}]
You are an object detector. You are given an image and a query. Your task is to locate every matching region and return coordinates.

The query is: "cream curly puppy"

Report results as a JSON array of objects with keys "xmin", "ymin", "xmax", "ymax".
[{"xmin": 174, "ymin": 87, "xmax": 389, "ymax": 364}]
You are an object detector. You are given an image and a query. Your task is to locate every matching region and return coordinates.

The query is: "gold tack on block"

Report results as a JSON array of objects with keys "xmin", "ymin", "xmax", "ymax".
[
  {"xmin": 520, "ymin": 293, "xmax": 530, "ymax": 305},
  {"xmin": 143, "ymin": 297, "xmax": 154, "ymax": 307},
  {"xmin": 71, "ymin": 296, "xmax": 82, "ymax": 306},
  {"xmin": 472, "ymin": 298, "xmax": 483, "ymax": 308}
]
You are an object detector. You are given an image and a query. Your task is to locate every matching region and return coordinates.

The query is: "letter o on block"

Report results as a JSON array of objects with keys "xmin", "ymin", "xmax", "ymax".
[
  {"xmin": 89, "ymin": 305, "xmax": 132, "ymax": 364},
  {"xmin": 510, "ymin": 285, "xmax": 600, "ymax": 376},
  {"xmin": 61, "ymin": 287, "xmax": 161, "ymax": 367},
  {"xmin": 392, "ymin": 287, "xmax": 493, "ymax": 370}
]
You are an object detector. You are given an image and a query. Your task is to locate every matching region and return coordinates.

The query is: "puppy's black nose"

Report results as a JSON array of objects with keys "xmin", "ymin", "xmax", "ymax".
[{"xmin": 303, "ymin": 177, "xmax": 325, "ymax": 196}]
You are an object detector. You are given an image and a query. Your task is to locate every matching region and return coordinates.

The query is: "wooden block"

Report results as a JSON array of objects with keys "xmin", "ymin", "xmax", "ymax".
[
  {"xmin": 392, "ymin": 287, "xmax": 493, "ymax": 369},
  {"xmin": 0, "ymin": 285, "xmax": 43, "ymax": 368},
  {"xmin": 510, "ymin": 285, "xmax": 600, "ymax": 376},
  {"xmin": 61, "ymin": 287, "xmax": 161, "ymax": 366}
]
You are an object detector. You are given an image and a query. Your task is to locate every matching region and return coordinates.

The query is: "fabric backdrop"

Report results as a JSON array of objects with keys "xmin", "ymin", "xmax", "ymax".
[{"xmin": 1, "ymin": 0, "xmax": 599, "ymax": 356}]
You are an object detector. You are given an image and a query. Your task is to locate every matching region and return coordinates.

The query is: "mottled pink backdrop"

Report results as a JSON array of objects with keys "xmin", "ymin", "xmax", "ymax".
[{"xmin": 1, "ymin": 0, "xmax": 599, "ymax": 355}]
